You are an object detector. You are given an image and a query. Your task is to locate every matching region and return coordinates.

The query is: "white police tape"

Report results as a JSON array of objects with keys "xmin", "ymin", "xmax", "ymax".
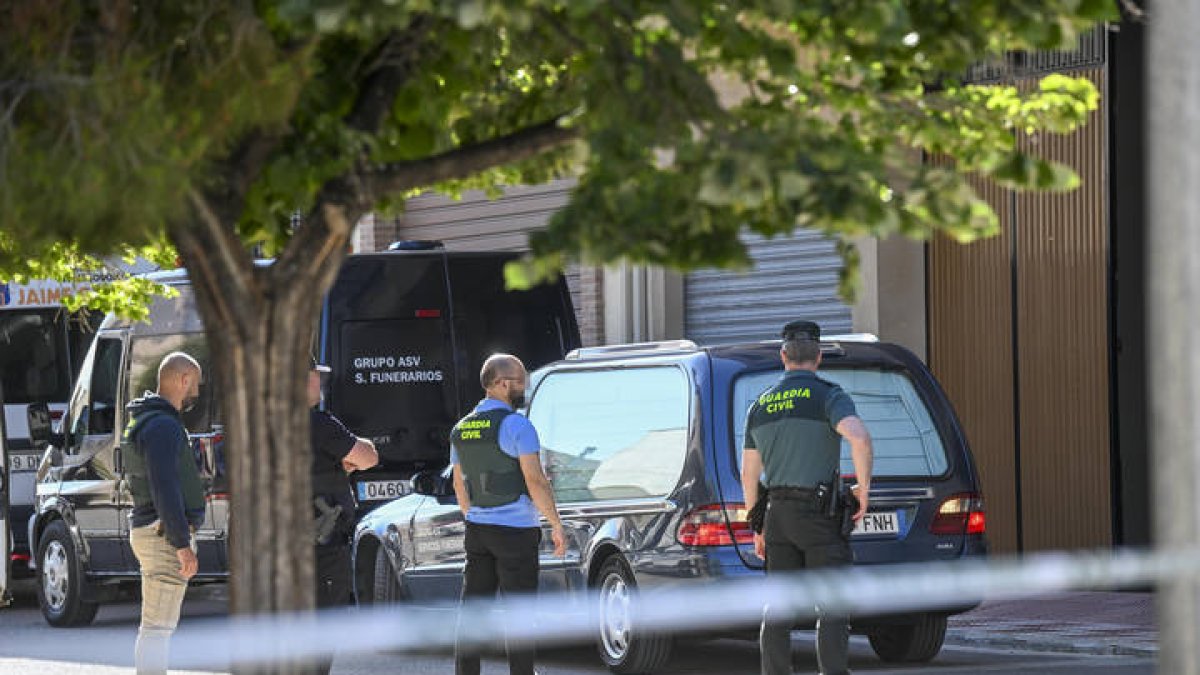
[{"xmin": 161, "ymin": 545, "xmax": 1178, "ymax": 670}]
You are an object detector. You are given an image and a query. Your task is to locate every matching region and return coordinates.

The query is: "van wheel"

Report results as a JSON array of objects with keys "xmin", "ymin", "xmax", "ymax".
[
  {"xmin": 867, "ymin": 614, "xmax": 947, "ymax": 663},
  {"xmin": 595, "ymin": 556, "xmax": 672, "ymax": 674},
  {"xmin": 372, "ymin": 546, "xmax": 405, "ymax": 604},
  {"xmin": 37, "ymin": 521, "xmax": 99, "ymax": 627}
]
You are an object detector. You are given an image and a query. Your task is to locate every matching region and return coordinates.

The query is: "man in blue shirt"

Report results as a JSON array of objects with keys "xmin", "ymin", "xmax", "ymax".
[{"xmin": 451, "ymin": 353, "xmax": 565, "ymax": 675}]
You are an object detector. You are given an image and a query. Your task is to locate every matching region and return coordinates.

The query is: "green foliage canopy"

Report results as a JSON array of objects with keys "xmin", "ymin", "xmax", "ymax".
[{"xmin": 0, "ymin": 0, "xmax": 1116, "ymax": 306}]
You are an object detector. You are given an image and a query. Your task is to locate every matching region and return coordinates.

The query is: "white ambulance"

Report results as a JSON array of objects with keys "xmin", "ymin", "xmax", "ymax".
[{"xmin": 0, "ymin": 279, "xmax": 101, "ymax": 578}]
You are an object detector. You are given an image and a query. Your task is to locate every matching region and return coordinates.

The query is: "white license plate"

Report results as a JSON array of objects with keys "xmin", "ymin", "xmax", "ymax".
[
  {"xmin": 7, "ymin": 453, "xmax": 40, "ymax": 473},
  {"xmin": 357, "ymin": 480, "xmax": 412, "ymax": 501},
  {"xmin": 853, "ymin": 511, "xmax": 901, "ymax": 536}
]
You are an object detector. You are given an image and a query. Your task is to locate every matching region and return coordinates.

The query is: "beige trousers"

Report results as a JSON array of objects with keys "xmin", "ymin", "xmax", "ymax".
[{"xmin": 130, "ymin": 524, "xmax": 192, "ymax": 675}]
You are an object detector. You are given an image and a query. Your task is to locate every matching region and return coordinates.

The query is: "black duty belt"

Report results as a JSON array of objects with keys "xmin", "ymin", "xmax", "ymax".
[{"xmin": 768, "ymin": 486, "xmax": 819, "ymax": 500}]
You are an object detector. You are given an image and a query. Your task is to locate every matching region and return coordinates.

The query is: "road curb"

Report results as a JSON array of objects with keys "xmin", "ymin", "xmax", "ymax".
[{"xmin": 945, "ymin": 629, "xmax": 1157, "ymax": 658}]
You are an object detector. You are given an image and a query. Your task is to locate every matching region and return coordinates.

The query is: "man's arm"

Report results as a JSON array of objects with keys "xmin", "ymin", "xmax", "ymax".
[
  {"xmin": 341, "ymin": 438, "xmax": 378, "ymax": 472},
  {"xmin": 315, "ymin": 412, "xmax": 378, "ymax": 472},
  {"xmin": 741, "ymin": 449, "xmax": 764, "ymax": 514},
  {"xmin": 519, "ymin": 453, "xmax": 566, "ymax": 557},
  {"xmin": 741, "ymin": 448, "xmax": 766, "ymax": 558},
  {"xmin": 451, "ymin": 463, "xmax": 470, "ymax": 516},
  {"xmin": 835, "ymin": 415, "xmax": 873, "ymax": 520}
]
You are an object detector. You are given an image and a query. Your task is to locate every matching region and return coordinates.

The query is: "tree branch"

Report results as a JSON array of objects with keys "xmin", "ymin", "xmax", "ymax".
[
  {"xmin": 270, "ymin": 198, "xmax": 356, "ymax": 293},
  {"xmin": 271, "ymin": 16, "xmax": 435, "ymax": 283},
  {"xmin": 173, "ymin": 189, "xmax": 260, "ymax": 330},
  {"xmin": 208, "ymin": 131, "xmax": 284, "ymax": 224},
  {"xmin": 344, "ymin": 15, "xmax": 433, "ymax": 135},
  {"xmin": 361, "ymin": 116, "xmax": 581, "ymax": 197},
  {"xmin": 288, "ymin": 116, "xmax": 579, "ymax": 281}
]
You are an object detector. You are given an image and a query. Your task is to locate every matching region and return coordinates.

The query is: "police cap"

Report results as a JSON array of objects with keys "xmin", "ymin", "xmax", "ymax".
[{"xmin": 781, "ymin": 320, "xmax": 821, "ymax": 342}]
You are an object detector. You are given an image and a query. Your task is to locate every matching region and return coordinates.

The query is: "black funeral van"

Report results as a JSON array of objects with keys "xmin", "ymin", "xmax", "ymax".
[
  {"xmin": 318, "ymin": 249, "xmax": 580, "ymax": 511},
  {"xmin": 27, "ymin": 247, "xmax": 580, "ymax": 626}
]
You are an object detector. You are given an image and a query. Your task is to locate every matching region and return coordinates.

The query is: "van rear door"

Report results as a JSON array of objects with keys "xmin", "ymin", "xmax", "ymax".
[
  {"xmin": 324, "ymin": 254, "xmax": 458, "ymax": 501},
  {"xmin": 445, "ymin": 254, "xmax": 581, "ymax": 416}
]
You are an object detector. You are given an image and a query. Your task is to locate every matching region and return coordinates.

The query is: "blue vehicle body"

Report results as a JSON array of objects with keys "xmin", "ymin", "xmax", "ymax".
[{"xmin": 354, "ymin": 337, "xmax": 988, "ymax": 672}]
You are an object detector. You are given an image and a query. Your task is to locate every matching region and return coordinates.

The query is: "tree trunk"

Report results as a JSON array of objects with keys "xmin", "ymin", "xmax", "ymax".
[{"xmin": 172, "ymin": 199, "xmax": 354, "ymax": 674}]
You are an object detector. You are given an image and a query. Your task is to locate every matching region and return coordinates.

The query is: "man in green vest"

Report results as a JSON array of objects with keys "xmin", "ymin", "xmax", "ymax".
[
  {"xmin": 123, "ymin": 352, "xmax": 205, "ymax": 675},
  {"xmin": 451, "ymin": 353, "xmax": 565, "ymax": 675},
  {"xmin": 741, "ymin": 321, "xmax": 874, "ymax": 675}
]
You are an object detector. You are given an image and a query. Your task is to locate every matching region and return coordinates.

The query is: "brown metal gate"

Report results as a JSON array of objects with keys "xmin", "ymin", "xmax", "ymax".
[{"xmin": 928, "ymin": 67, "xmax": 1111, "ymax": 553}]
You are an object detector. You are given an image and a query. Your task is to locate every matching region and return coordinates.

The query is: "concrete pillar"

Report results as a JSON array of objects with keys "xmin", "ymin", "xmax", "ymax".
[
  {"xmin": 603, "ymin": 262, "xmax": 684, "ymax": 344},
  {"xmin": 852, "ymin": 235, "xmax": 927, "ymax": 361},
  {"xmin": 1148, "ymin": 1, "xmax": 1200, "ymax": 671}
]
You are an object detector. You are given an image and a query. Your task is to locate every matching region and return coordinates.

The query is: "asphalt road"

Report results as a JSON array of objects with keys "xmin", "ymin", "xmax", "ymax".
[{"xmin": 0, "ymin": 579, "xmax": 1157, "ymax": 674}]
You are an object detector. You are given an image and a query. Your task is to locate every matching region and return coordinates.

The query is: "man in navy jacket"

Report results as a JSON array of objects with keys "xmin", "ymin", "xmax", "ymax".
[{"xmin": 123, "ymin": 352, "xmax": 204, "ymax": 675}]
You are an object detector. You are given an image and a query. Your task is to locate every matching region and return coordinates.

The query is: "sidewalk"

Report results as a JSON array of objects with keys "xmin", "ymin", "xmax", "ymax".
[{"xmin": 945, "ymin": 591, "xmax": 1157, "ymax": 656}]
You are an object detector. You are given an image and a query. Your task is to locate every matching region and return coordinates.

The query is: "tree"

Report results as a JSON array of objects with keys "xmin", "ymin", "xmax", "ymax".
[{"xmin": 0, "ymin": 0, "xmax": 1114, "ymax": 671}]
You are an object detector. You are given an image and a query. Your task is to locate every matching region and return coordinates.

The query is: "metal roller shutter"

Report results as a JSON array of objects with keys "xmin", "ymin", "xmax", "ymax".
[
  {"xmin": 388, "ymin": 180, "xmax": 604, "ymax": 346},
  {"xmin": 394, "ymin": 180, "xmax": 575, "ymax": 252},
  {"xmin": 684, "ymin": 231, "xmax": 852, "ymax": 345}
]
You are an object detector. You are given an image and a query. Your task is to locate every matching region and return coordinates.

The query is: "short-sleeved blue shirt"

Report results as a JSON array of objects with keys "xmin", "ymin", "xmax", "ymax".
[{"xmin": 450, "ymin": 397, "xmax": 542, "ymax": 528}]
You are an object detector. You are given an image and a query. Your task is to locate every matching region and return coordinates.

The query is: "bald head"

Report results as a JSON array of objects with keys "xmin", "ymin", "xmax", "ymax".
[
  {"xmin": 157, "ymin": 352, "xmax": 202, "ymax": 412},
  {"xmin": 480, "ymin": 353, "xmax": 529, "ymax": 409},
  {"xmin": 158, "ymin": 352, "xmax": 201, "ymax": 385},
  {"xmin": 480, "ymin": 354, "xmax": 524, "ymax": 389}
]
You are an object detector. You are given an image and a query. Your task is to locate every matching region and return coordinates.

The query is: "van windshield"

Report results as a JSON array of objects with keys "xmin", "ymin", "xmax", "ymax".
[
  {"xmin": 0, "ymin": 310, "xmax": 70, "ymax": 403},
  {"xmin": 733, "ymin": 368, "xmax": 950, "ymax": 478}
]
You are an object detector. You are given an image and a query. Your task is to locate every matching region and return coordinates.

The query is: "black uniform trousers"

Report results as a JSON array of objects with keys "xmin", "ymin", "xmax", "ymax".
[
  {"xmin": 455, "ymin": 522, "xmax": 541, "ymax": 675},
  {"xmin": 761, "ymin": 496, "xmax": 853, "ymax": 675},
  {"xmin": 310, "ymin": 541, "xmax": 352, "ymax": 675}
]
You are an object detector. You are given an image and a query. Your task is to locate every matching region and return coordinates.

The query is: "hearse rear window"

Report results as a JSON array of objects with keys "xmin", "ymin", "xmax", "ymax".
[
  {"xmin": 733, "ymin": 368, "xmax": 949, "ymax": 478},
  {"xmin": 530, "ymin": 366, "xmax": 689, "ymax": 502}
]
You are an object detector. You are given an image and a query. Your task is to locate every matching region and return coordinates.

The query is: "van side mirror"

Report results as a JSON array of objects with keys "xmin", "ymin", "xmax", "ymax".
[
  {"xmin": 27, "ymin": 403, "xmax": 52, "ymax": 449},
  {"xmin": 412, "ymin": 470, "xmax": 451, "ymax": 497}
]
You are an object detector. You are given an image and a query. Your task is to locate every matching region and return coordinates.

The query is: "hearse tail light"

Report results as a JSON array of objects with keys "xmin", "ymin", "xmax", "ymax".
[
  {"xmin": 678, "ymin": 504, "xmax": 755, "ymax": 547},
  {"xmin": 931, "ymin": 493, "xmax": 986, "ymax": 536}
]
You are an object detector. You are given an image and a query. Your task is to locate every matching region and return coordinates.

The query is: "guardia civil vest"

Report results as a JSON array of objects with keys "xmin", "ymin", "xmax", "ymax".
[
  {"xmin": 122, "ymin": 410, "xmax": 206, "ymax": 516},
  {"xmin": 453, "ymin": 408, "xmax": 527, "ymax": 508},
  {"xmin": 745, "ymin": 370, "xmax": 849, "ymax": 489}
]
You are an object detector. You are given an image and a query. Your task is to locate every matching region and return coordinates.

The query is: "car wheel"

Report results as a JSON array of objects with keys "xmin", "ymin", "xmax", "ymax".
[
  {"xmin": 36, "ymin": 520, "xmax": 99, "ymax": 627},
  {"xmin": 372, "ymin": 546, "xmax": 405, "ymax": 604},
  {"xmin": 595, "ymin": 556, "xmax": 672, "ymax": 674},
  {"xmin": 867, "ymin": 614, "xmax": 947, "ymax": 663}
]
